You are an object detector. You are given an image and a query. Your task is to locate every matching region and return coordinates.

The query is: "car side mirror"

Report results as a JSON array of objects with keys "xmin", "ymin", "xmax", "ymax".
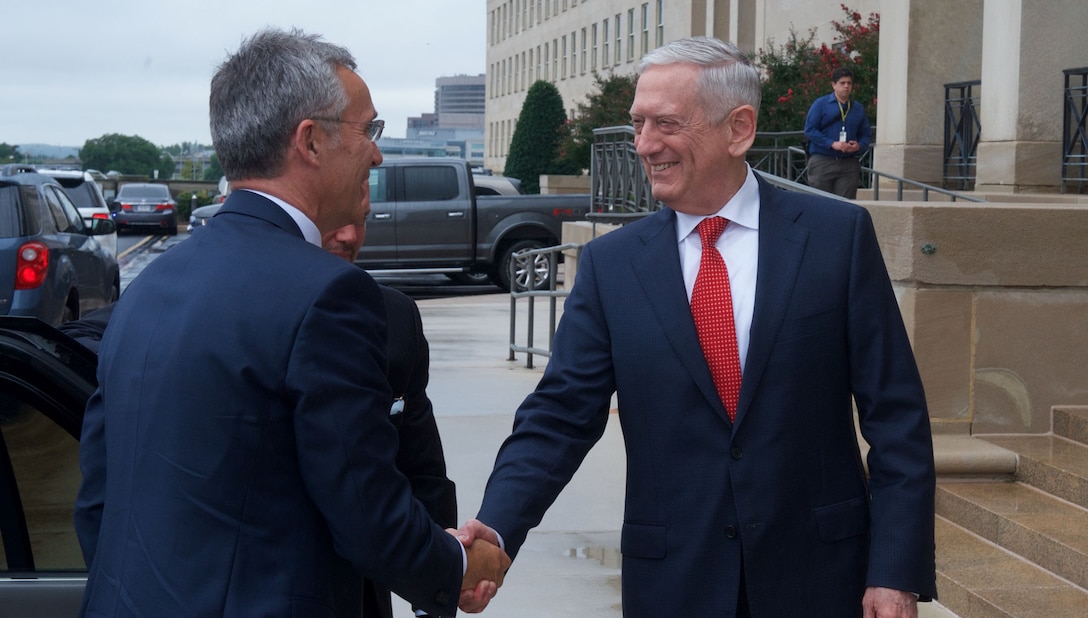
[{"xmin": 88, "ymin": 218, "xmax": 116, "ymax": 236}]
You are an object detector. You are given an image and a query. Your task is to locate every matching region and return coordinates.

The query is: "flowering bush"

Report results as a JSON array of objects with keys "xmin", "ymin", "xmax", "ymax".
[{"xmin": 755, "ymin": 4, "xmax": 879, "ymax": 134}]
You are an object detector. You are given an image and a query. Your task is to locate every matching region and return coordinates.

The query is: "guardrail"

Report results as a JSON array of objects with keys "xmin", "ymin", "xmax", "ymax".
[{"xmin": 507, "ymin": 243, "xmax": 581, "ymax": 369}]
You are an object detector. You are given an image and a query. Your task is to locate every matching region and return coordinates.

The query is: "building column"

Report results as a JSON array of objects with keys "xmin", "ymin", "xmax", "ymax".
[
  {"xmin": 874, "ymin": 0, "xmax": 984, "ymax": 186},
  {"xmin": 974, "ymin": 0, "xmax": 1088, "ymax": 192}
]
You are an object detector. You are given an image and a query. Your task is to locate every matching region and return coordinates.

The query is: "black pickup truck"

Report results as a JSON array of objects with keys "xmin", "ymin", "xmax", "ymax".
[{"xmin": 355, "ymin": 157, "xmax": 591, "ymax": 290}]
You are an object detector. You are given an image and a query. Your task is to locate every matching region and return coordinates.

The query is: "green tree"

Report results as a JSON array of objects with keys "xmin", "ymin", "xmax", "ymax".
[
  {"xmin": 504, "ymin": 80, "xmax": 577, "ymax": 194},
  {"xmin": 202, "ymin": 153, "xmax": 224, "ymax": 181},
  {"xmin": 559, "ymin": 72, "xmax": 637, "ymax": 172},
  {"xmin": 80, "ymin": 133, "xmax": 173, "ymax": 178},
  {"xmin": 0, "ymin": 142, "xmax": 21, "ymax": 163}
]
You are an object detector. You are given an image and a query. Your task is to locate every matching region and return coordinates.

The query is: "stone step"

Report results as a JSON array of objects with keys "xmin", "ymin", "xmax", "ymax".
[
  {"xmin": 937, "ymin": 481, "xmax": 1088, "ymax": 590},
  {"xmin": 1055, "ymin": 406, "xmax": 1088, "ymax": 447},
  {"xmin": 978, "ymin": 434, "xmax": 1088, "ymax": 510},
  {"xmin": 935, "ymin": 516, "xmax": 1088, "ymax": 618}
]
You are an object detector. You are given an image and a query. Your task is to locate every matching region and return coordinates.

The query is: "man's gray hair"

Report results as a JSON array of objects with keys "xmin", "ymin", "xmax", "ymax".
[
  {"xmin": 638, "ymin": 36, "xmax": 761, "ymax": 124},
  {"xmin": 210, "ymin": 28, "xmax": 357, "ymax": 180}
]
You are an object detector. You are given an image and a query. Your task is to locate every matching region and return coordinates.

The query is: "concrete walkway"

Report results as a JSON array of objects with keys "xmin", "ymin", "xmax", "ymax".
[{"xmin": 391, "ymin": 292, "xmax": 959, "ymax": 617}]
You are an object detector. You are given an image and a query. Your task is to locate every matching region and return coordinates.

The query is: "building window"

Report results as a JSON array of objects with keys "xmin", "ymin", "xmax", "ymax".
[
  {"xmin": 544, "ymin": 42, "xmax": 550, "ymax": 81},
  {"xmin": 553, "ymin": 38, "xmax": 559, "ymax": 82},
  {"xmin": 522, "ymin": 51, "xmax": 528, "ymax": 88},
  {"xmin": 641, "ymin": 3, "xmax": 649, "ymax": 56},
  {"xmin": 591, "ymin": 24, "xmax": 598, "ymax": 70},
  {"xmin": 656, "ymin": 0, "xmax": 664, "ymax": 47},
  {"xmin": 628, "ymin": 8, "xmax": 635, "ymax": 61},
  {"xmin": 561, "ymin": 35, "xmax": 568, "ymax": 79},
  {"xmin": 581, "ymin": 27, "xmax": 588, "ymax": 74},
  {"xmin": 615, "ymin": 13, "xmax": 622, "ymax": 65},
  {"xmin": 603, "ymin": 19, "xmax": 609, "ymax": 67},
  {"xmin": 537, "ymin": 45, "xmax": 542, "ymax": 81}
]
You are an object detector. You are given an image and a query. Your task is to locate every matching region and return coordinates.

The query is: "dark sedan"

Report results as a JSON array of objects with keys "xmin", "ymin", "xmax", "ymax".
[
  {"xmin": 112, "ymin": 183, "xmax": 178, "ymax": 235},
  {"xmin": 0, "ymin": 171, "xmax": 119, "ymax": 326}
]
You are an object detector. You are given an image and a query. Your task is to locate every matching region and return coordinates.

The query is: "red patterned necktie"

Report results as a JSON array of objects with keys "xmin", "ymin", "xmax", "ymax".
[{"xmin": 691, "ymin": 217, "xmax": 743, "ymax": 421}]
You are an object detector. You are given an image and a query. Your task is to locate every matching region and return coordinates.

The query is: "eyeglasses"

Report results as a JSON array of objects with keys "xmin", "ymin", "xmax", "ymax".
[{"xmin": 312, "ymin": 117, "xmax": 384, "ymax": 142}]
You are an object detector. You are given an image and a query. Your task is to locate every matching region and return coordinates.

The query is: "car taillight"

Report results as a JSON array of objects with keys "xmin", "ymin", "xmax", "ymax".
[
  {"xmin": 92, "ymin": 212, "xmax": 110, "ymax": 219},
  {"xmin": 15, "ymin": 241, "xmax": 49, "ymax": 289},
  {"xmin": 155, "ymin": 201, "xmax": 176, "ymax": 211},
  {"xmin": 121, "ymin": 203, "xmax": 133, "ymax": 211}
]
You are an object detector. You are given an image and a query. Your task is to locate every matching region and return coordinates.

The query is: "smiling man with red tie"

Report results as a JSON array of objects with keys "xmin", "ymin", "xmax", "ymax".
[{"xmin": 460, "ymin": 36, "xmax": 936, "ymax": 618}]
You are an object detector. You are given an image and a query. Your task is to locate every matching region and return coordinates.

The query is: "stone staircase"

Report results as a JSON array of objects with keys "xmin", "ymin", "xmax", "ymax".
[{"xmin": 933, "ymin": 406, "xmax": 1088, "ymax": 617}]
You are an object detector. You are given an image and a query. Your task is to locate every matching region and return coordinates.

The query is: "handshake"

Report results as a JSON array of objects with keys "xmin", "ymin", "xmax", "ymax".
[{"xmin": 449, "ymin": 519, "xmax": 511, "ymax": 613}]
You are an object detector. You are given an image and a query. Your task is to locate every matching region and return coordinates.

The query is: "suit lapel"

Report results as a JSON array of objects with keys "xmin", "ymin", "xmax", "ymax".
[
  {"xmin": 630, "ymin": 209, "xmax": 730, "ymax": 423},
  {"xmin": 734, "ymin": 176, "xmax": 809, "ymax": 427}
]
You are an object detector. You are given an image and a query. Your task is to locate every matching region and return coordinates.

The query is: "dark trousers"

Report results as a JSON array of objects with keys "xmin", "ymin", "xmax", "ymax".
[{"xmin": 807, "ymin": 154, "xmax": 861, "ymax": 199}]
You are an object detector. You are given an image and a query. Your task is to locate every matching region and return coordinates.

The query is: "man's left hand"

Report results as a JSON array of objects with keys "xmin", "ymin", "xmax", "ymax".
[{"xmin": 862, "ymin": 586, "xmax": 917, "ymax": 618}]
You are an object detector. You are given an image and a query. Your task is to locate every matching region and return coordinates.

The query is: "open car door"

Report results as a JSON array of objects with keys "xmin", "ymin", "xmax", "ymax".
[{"xmin": 0, "ymin": 316, "xmax": 96, "ymax": 617}]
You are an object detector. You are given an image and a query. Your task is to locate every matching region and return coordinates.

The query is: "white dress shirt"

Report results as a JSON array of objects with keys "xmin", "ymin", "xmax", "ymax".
[
  {"xmin": 673, "ymin": 165, "xmax": 760, "ymax": 370},
  {"xmin": 240, "ymin": 189, "xmax": 322, "ymax": 247}
]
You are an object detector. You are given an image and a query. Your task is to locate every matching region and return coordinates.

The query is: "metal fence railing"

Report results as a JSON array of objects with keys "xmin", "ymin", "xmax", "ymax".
[
  {"xmin": 1063, "ymin": 67, "xmax": 1088, "ymax": 193},
  {"xmin": 508, "ymin": 243, "xmax": 580, "ymax": 368},
  {"xmin": 944, "ymin": 80, "xmax": 982, "ymax": 191}
]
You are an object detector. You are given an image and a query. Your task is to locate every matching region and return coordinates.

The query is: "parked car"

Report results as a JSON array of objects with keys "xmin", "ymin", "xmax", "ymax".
[
  {"xmin": 34, "ymin": 168, "xmax": 118, "ymax": 257},
  {"xmin": 111, "ymin": 183, "xmax": 178, "ymax": 235},
  {"xmin": 187, "ymin": 202, "xmax": 221, "ymax": 233},
  {"xmin": 0, "ymin": 317, "xmax": 94, "ymax": 617},
  {"xmin": 0, "ymin": 171, "xmax": 119, "ymax": 326}
]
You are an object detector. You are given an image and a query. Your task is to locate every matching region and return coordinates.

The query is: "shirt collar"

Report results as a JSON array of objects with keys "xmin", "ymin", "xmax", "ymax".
[
  {"xmin": 674, "ymin": 165, "xmax": 760, "ymax": 243},
  {"xmin": 242, "ymin": 189, "xmax": 322, "ymax": 247}
]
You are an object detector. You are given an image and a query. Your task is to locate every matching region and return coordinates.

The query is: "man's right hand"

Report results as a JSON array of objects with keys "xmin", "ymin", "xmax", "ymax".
[{"xmin": 454, "ymin": 527, "xmax": 511, "ymax": 613}]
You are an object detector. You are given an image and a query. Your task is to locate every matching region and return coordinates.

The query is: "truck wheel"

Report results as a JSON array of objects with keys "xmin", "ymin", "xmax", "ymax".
[{"xmin": 496, "ymin": 240, "xmax": 551, "ymax": 292}]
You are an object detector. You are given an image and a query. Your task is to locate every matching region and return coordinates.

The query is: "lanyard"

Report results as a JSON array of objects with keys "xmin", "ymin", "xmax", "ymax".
[{"xmin": 838, "ymin": 99, "xmax": 851, "ymax": 125}]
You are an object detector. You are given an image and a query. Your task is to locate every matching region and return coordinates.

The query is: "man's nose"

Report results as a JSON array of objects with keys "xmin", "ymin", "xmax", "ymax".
[{"xmin": 635, "ymin": 129, "xmax": 661, "ymax": 157}]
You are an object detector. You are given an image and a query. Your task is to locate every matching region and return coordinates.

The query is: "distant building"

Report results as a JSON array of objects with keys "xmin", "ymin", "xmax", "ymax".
[
  {"xmin": 483, "ymin": 0, "xmax": 879, "ymax": 173},
  {"xmin": 383, "ymin": 74, "xmax": 487, "ymax": 165}
]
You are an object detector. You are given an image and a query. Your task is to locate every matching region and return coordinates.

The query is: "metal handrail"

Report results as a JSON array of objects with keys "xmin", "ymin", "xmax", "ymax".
[
  {"xmin": 508, "ymin": 243, "xmax": 581, "ymax": 368},
  {"xmin": 865, "ymin": 168, "xmax": 987, "ymax": 202}
]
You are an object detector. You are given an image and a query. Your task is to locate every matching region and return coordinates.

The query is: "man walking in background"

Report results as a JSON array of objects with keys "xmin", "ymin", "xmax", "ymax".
[{"xmin": 804, "ymin": 67, "xmax": 872, "ymax": 199}]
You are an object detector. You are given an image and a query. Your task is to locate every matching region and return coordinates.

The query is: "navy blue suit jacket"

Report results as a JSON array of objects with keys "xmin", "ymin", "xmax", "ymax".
[
  {"xmin": 477, "ymin": 175, "xmax": 936, "ymax": 616},
  {"xmin": 74, "ymin": 191, "xmax": 462, "ymax": 617}
]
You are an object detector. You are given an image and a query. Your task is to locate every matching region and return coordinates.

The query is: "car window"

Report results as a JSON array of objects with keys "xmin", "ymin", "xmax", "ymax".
[
  {"xmin": 0, "ymin": 186, "xmax": 26, "ymax": 238},
  {"xmin": 402, "ymin": 166, "xmax": 459, "ymax": 202},
  {"xmin": 42, "ymin": 187, "xmax": 83, "ymax": 233},
  {"xmin": 0, "ymin": 395, "xmax": 85, "ymax": 572},
  {"xmin": 369, "ymin": 167, "xmax": 388, "ymax": 203},
  {"xmin": 58, "ymin": 183, "xmax": 100, "ymax": 210},
  {"xmin": 117, "ymin": 185, "xmax": 169, "ymax": 199}
]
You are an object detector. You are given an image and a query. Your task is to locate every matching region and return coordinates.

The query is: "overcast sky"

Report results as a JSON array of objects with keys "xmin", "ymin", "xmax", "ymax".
[{"xmin": 2, "ymin": 0, "xmax": 486, "ymax": 149}]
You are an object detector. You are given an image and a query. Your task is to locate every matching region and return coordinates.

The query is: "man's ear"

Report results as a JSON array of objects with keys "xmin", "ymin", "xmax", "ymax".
[
  {"xmin": 292, "ymin": 119, "xmax": 322, "ymax": 167},
  {"xmin": 726, "ymin": 105, "xmax": 757, "ymax": 158}
]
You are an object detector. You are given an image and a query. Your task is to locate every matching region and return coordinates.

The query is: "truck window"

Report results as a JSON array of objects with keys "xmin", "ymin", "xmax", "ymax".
[
  {"xmin": 403, "ymin": 166, "xmax": 459, "ymax": 202},
  {"xmin": 369, "ymin": 168, "xmax": 388, "ymax": 203}
]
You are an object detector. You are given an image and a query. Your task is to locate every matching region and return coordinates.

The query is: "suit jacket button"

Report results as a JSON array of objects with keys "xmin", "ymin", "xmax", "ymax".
[
  {"xmin": 725, "ymin": 525, "xmax": 738, "ymax": 539},
  {"xmin": 435, "ymin": 591, "xmax": 449, "ymax": 605},
  {"xmin": 730, "ymin": 446, "xmax": 743, "ymax": 460}
]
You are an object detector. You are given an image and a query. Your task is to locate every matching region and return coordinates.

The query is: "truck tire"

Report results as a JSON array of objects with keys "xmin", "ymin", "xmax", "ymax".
[{"xmin": 494, "ymin": 239, "xmax": 552, "ymax": 291}]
